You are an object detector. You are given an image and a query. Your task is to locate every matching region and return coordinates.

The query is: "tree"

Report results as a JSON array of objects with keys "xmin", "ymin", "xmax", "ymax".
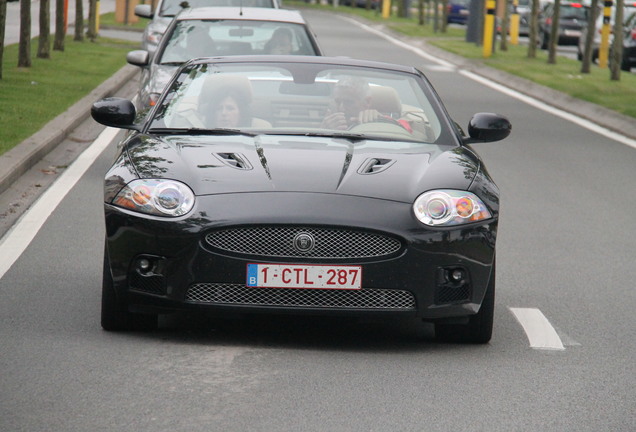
[
  {"xmin": 527, "ymin": 0, "xmax": 540, "ymax": 58},
  {"xmin": 0, "ymin": 0, "xmax": 6, "ymax": 79},
  {"xmin": 74, "ymin": 0, "xmax": 84, "ymax": 41},
  {"xmin": 610, "ymin": 0, "xmax": 624, "ymax": 80},
  {"xmin": 87, "ymin": 0, "xmax": 97, "ymax": 41},
  {"xmin": 18, "ymin": 0, "xmax": 31, "ymax": 67},
  {"xmin": 500, "ymin": 0, "xmax": 511, "ymax": 51},
  {"xmin": 53, "ymin": 0, "xmax": 65, "ymax": 50},
  {"xmin": 580, "ymin": 0, "xmax": 599, "ymax": 73},
  {"xmin": 547, "ymin": 0, "xmax": 561, "ymax": 64},
  {"xmin": 37, "ymin": 0, "xmax": 51, "ymax": 58}
]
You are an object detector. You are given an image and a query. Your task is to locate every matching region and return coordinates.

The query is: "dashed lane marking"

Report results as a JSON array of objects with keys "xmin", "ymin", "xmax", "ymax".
[{"xmin": 510, "ymin": 307, "xmax": 566, "ymax": 350}]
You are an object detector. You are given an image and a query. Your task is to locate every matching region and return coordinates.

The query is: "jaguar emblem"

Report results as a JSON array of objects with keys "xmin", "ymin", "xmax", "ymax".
[{"xmin": 293, "ymin": 232, "xmax": 315, "ymax": 253}]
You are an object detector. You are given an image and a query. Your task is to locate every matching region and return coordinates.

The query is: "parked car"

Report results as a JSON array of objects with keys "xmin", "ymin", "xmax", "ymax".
[
  {"xmin": 539, "ymin": 1, "xmax": 591, "ymax": 49},
  {"xmin": 127, "ymin": 7, "xmax": 323, "ymax": 108},
  {"xmin": 447, "ymin": 0, "xmax": 471, "ymax": 25},
  {"xmin": 135, "ymin": 0, "xmax": 281, "ymax": 53},
  {"xmin": 91, "ymin": 55, "xmax": 511, "ymax": 343},
  {"xmin": 329, "ymin": 0, "xmax": 380, "ymax": 8},
  {"xmin": 623, "ymin": 11, "xmax": 636, "ymax": 70},
  {"xmin": 577, "ymin": 3, "xmax": 636, "ymax": 70},
  {"xmin": 516, "ymin": 0, "xmax": 532, "ymax": 36}
]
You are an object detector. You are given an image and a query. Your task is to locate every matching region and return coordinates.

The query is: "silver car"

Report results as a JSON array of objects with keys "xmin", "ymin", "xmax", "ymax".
[
  {"xmin": 135, "ymin": 0, "xmax": 281, "ymax": 54},
  {"xmin": 127, "ymin": 7, "xmax": 323, "ymax": 109}
]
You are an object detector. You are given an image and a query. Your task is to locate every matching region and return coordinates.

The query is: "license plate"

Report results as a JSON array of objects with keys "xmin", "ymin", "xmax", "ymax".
[
  {"xmin": 564, "ymin": 30, "xmax": 581, "ymax": 37},
  {"xmin": 246, "ymin": 263, "xmax": 362, "ymax": 290}
]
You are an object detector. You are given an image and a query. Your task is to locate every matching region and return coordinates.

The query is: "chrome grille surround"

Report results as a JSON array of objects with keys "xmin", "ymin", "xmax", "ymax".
[
  {"xmin": 186, "ymin": 283, "xmax": 416, "ymax": 310},
  {"xmin": 204, "ymin": 227, "xmax": 402, "ymax": 259}
]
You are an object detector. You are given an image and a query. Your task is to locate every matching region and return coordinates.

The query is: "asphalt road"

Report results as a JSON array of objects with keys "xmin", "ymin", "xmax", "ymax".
[{"xmin": 2, "ymin": 8, "xmax": 636, "ymax": 432}]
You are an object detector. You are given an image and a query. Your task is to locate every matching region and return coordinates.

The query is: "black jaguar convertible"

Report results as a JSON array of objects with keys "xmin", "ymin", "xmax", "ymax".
[{"xmin": 92, "ymin": 56, "xmax": 511, "ymax": 343}]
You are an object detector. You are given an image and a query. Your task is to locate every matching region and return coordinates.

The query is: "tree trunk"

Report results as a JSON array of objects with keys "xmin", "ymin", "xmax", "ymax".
[
  {"xmin": 580, "ymin": 0, "xmax": 599, "ymax": 73},
  {"xmin": 500, "ymin": 0, "xmax": 510, "ymax": 51},
  {"xmin": 610, "ymin": 0, "xmax": 624, "ymax": 80},
  {"xmin": 527, "ymin": 0, "xmax": 539, "ymax": 58},
  {"xmin": 87, "ymin": 0, "xmax": 97, "ymax": 41},
  {"xmin": 547, "ymin": 0, "xmax": 561, "ymax": 64},
  {"xmin": 18, "ymin": 0, "xmax": 31, "ymax": 67},
  {"xmin": 53, "ymin": 0, "xmax": 65, "ymax": 50},
  {"xmin": 0, "ymin": 0, "xmax": 6, "ymax": 79},
  {"xmin": 75, "ymin": 0, "xmax": 84, "ymax": 41},
  {"xmin": 37, "ymin": 0, "xmax": 51, "ymax": 58}
]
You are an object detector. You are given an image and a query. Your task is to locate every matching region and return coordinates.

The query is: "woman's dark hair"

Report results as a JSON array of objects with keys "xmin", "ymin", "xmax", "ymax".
[{"xmin": 200, "ymin": 75, "xmax": 253, "ymax": 126}]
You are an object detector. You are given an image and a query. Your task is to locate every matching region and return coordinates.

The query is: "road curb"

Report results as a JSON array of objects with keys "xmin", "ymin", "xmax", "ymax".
[{"xmin": 0, "ymin": 64, "xmax": 139, "ymax": 196}]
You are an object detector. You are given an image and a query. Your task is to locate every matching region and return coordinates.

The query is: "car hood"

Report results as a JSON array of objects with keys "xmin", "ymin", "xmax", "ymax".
[{"xmin": 125, "ymin": 134, "xmax": 478, "ymax": 202}]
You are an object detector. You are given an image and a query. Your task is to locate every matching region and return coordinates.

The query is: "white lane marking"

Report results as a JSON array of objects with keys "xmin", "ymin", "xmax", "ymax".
[
  {"xmin": 510, "ymin": 307, "xmax": 565, "ymax": 350},
  {"xmin": 342, "ymin": 16, "xmax": 636, "ymax": 150},
  {"xmin": 340, "ymin": 16, "xmax": 457, "ymax": 68},
  {"xmin": 0, "ymin": 127, "xmax": 119, "ymax": 280}
]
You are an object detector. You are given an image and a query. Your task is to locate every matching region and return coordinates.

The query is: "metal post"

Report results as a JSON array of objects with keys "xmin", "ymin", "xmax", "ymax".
[
  {"xmin": 483, "ymin": 0, "xmax": 496, "ymax": 56},
  {"xmin": 599, "ymin": 0, "xmax": 613, "ymax": 68},
  {"xmin": 510, "ymin": 0, "xmax": 520, "ymax": 44}
]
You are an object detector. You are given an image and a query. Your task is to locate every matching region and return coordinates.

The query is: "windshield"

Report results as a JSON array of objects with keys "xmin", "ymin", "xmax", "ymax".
[
  {"xmin": 559, "ymin": 4, "xmax": 588, "ymax": 20},
  {"xmin": 149, "ymin": 61, "xmax": 447, "ymax": 144},
  {"xmin": 160, "ymin": 0, "xmax": 276, "ymax": 16},
  {"xmin": 158, "ymin": 20, "xmax": 319, "ymax": 63}
]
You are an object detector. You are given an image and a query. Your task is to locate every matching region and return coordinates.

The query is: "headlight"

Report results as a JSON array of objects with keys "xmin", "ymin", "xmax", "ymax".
[
  {"xmin": 112, "ymin": 179, "xmax": 195, "ymax": 217},
  {"xmin": 413, "ymin": 190, "xmax": 492, "ymax": 226}
]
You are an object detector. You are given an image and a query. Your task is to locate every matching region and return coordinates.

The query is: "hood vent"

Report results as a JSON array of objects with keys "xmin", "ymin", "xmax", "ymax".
[
  {"xmin": 213, "ymin": 153, "xmax": 253, "ymax": 170},
  {"xmin": 357, "ymin": 158, "xmax": 395, "ymax": 175}
]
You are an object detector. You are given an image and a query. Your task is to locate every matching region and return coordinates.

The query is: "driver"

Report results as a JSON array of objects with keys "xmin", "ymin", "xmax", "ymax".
[
  {"xmin": 321, "ymin": 78, "xmax": 412, "ymax": 133},
  {"xmin": 321, "ymin": 78, "xmax": 377, "ymax": 130}
]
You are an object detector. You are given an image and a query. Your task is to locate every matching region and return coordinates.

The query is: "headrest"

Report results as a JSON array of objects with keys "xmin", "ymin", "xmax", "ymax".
[{"xmin": 369, "ymin": 85, "xmax": 401, "ymax": 115}]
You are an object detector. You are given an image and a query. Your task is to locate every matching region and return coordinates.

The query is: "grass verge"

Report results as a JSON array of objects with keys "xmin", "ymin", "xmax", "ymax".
[{"xmin": 0, "ymin": 35, "xmax": 139, "ymax": 156}]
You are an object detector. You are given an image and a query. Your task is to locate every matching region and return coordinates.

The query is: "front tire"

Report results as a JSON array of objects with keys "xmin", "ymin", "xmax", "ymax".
[
  {"xmin": 101, "ymin": 244, "xmax": 158, "ymax": 331},
  {"xmin": 435, "ymin": 261, "xmax": 495, "ymax": 344}
]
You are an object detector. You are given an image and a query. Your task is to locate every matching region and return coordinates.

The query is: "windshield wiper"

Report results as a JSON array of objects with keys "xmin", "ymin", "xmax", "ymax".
[
  {"xmin": 148, "ymin": 128, "xmax": 258, "ymax": 137},
  {"xmin": 158, "ymin": 61, "xmax": 184, "ymax": 66}
]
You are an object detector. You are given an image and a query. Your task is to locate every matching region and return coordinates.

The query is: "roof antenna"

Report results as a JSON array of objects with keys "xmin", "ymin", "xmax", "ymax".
[{"xmin": 240, "ymin": 0, "xmax": 243, "ymax": 15}]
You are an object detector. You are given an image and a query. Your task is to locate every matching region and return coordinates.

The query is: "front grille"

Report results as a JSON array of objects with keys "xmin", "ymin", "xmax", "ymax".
[
  {"xmin": 186, "ymin": 283, "xmax": 416, "ymax": 310},
  {"xmin": 205, "ymin": 227, "xmax": 402, "ymax": 259}
]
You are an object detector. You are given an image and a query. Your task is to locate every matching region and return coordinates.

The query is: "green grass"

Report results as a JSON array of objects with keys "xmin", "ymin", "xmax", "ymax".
[
  {"xmin": 0, "ymin": 36, "xmax": 139, "ymax": 156},
  {"xmin": 100, "ymin": 11, "xmax": 149, "ymax": 30},
  {"xmin": 288, "ymin": 0, "xmax": 636, "ymax": 119}
]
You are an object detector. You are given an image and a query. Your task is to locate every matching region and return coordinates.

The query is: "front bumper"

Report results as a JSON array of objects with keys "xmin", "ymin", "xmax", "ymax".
[{"xmin": 105, "ymin": 192, "xmax": 497, "ymax": 321}]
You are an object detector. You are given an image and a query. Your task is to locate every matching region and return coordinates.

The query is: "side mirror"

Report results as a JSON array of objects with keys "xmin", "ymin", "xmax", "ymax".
[
  {"xmin": 91, "ymin": 98, "xmax": 140, "ymax": 130},
  {"xmin": 127, "ymin": 50, "xmax": 150, "ymax": 67},
  {"xmin": 134, "ymin": 4, "xmax": 153, "ymax": 19},
  {"xmin": 465, "ymin": 112, "xmax": 511, "ymax": 143}
]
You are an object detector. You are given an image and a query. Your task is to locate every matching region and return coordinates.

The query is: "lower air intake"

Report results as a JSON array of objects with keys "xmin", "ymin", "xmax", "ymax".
[{"xmin": 186, "ymin": 283, "xmax": 416, "ymax": 310}]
